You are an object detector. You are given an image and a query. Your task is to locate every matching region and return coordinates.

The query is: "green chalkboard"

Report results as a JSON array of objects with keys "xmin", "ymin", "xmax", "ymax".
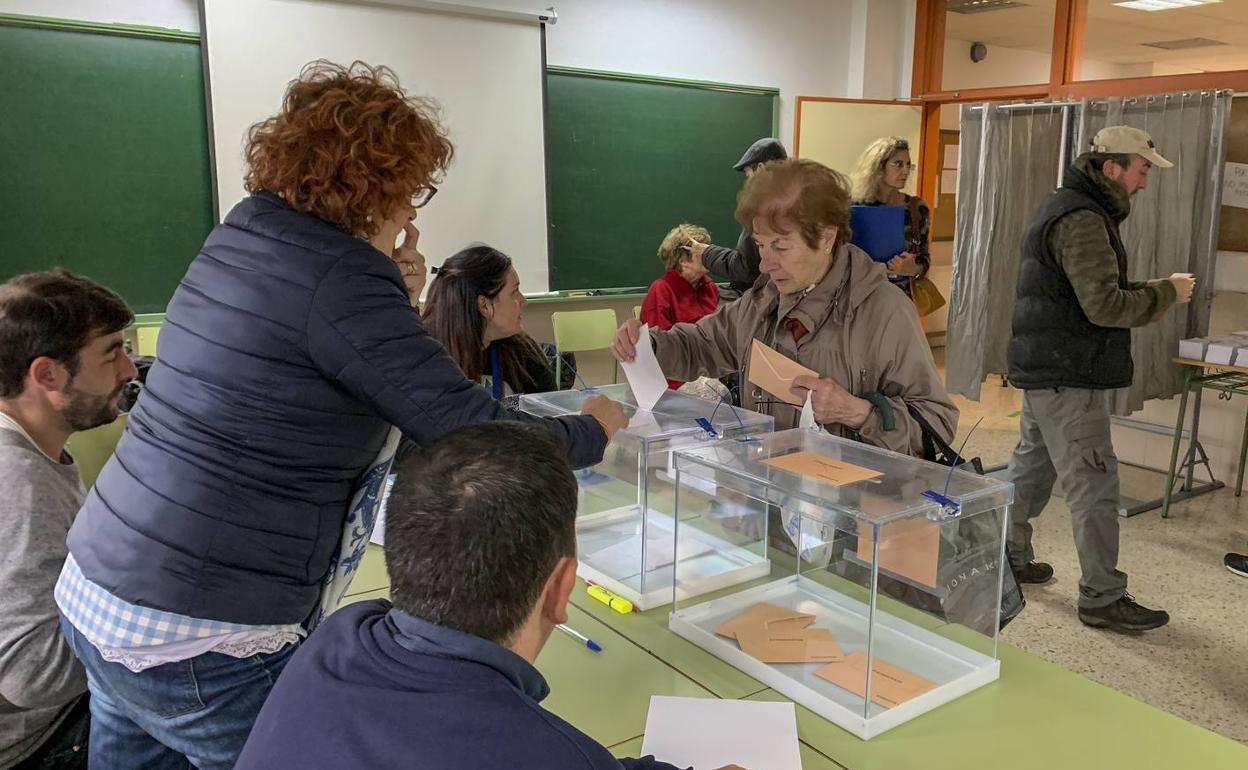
[
  {"xmin": 0, "ymin": 16, "xmax": 213, "ymax": 314},
  {"xmin": 546, "ymin": 68, "xmax": 777, "ymax": 291}
]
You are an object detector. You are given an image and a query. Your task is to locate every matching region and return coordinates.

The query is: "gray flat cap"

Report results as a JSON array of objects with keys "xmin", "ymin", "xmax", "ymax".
[{"xmin": 733, "ymin": 137, "xmax": 788, "ymax": 171}]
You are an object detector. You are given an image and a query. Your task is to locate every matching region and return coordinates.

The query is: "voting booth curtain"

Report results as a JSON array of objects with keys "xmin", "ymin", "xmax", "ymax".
[
  {"xmin": 1079, "ymin": 92, "xmax": 1229, "ymax": 415},
  {"xmin": 945, "ymin": 103, "xmax": 1065, "ymax": 403},
  {"xmin": 947, "ymin": 92, "xmax": 1230, "ymax": 415}
]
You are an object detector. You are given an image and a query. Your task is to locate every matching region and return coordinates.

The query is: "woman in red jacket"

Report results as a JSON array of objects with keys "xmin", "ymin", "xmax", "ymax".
[{"xmin": 640, "ymin": 224, "xmax": 720, "ymax": 388}]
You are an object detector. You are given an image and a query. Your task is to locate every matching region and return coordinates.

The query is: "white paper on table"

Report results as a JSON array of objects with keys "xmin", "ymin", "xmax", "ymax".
[
  {"xmin": 641, "ymin": 696, "xmax": 801, "ymax": 770},
  {"xmin": 1223, "ymin": 161, "xmax": 1248, "ymax": 209},
  {"xmin": 620, "ymin": 324, "xmax": 668, "ymax": 411}
]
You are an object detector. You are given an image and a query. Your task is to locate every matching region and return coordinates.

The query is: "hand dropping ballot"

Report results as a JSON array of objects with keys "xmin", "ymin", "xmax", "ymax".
[{"xmin": 620, "ymin": 323, "xmax": 668, "ymax": 411}]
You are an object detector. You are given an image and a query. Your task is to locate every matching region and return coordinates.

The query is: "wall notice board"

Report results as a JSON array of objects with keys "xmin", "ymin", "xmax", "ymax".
[
  {"xmin": 545, "ymin": 68, "xmax": 777, "ymax": 291},
  {"xmin": 1218, "ymin": 95, "xmax": 1248, "ymax": 253},
  {"xmin": 0, "ymin": 16, "xmax": 213, "ymax": 313}
]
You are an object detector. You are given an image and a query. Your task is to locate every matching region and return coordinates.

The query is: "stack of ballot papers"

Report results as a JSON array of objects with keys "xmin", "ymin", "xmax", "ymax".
[
  {"xmin": 714, "ymin": 602, "xmax": 844, "ymax": 663},
  {"xmin": 1206, "ymin": 335, "xmax": 1248, "ymax": 366},
  {"xmin": 713, "ymin": 601, "xmax": 937, "ymax": 709},
  {"xmin": 1181, "ymin": 335, "xmax": 1248, "ymax": 366},
  {"xmin": 813, "ymin": 652, "xmax": 937, "ymax": 709}
]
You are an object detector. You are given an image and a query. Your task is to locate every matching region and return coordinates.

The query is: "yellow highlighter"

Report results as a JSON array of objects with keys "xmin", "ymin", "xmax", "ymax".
[{"xmin": 587, "ymin": 583, "xmax": 634, "ymax": 614}]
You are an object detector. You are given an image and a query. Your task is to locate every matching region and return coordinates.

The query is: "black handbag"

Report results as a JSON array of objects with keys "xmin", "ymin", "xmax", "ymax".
[
  {"xmin": 906, "ymin": 403, "xmax": 984, "ymax": 475},
  {"xmin": 903, "ymin": 405, "xmax": 1025, "ymax": 631}
]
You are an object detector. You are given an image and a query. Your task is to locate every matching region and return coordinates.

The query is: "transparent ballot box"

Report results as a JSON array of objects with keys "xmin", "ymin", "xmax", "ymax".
[
  {"xmin": 519, "ymin": 383, "xmax": 774, "ymax": 609},
  {"xmin": 668, "ymin": 429, "xmax": 1013, "ymax": 739}
]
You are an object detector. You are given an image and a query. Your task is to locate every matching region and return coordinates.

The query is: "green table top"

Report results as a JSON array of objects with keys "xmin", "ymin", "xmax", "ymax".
[
  {"xmin": 746, "ymin": 642, "xmax": 1248, "ymax": 770},
  {"xmin": 609, "ymin": 735, "xmax": 848, "ymax": 770},
  {"xmin": 345, "ymin": 535, "xmax": 1248, "ymax": 770},
  {"xmin": 537, "ymin": 604, "xmax": 713, "ymax": 748},
  {"xmin": 570, "ymin": 570, "xmax": 1248, "ymax": 769}
]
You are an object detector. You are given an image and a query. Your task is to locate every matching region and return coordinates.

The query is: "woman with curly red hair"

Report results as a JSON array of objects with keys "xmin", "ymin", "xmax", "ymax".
[{"xmin": 56, "ymin": 61, "xmax": 625, "ymax": 770}]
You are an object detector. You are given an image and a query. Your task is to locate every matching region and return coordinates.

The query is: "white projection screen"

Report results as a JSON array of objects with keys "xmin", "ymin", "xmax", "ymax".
[{"xmin": 201, "ymin": 0, "xmax": 553, "ymax": 290}]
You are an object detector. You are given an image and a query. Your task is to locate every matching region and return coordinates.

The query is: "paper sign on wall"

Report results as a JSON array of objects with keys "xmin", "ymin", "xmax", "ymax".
[
  {"xmin": 943, "ymin": 144, "xmax": 959, "ymax": 170},
  {"xmin": 1223, "ymin": 162, "xmax": 1248, "ymax": 210},
  {"xmin": 939, "ymin": 169, "xmax": 959, "ymax": 198}
]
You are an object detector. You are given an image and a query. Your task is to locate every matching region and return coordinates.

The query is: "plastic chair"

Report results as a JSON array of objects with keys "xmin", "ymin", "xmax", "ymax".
[
  {"xmin": 135, "ymin": 326, "xmax": 161, "ymax": 357},
  {"xmin": 66, "ymin": 413, "xmax": 128, "ymax": 489},
  {"xmin": 551, "ymin": 308, "xmax": 619, "ymax": 386}
]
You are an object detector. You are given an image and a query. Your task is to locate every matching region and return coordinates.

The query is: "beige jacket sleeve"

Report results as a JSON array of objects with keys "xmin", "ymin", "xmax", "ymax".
[
  {"xmin": 650, "ymin": 297, "xmax": 752, "ymax": 382},
  {"xmin": 855, "ymin": 306, "xmax": 958, "ymax": 456}
]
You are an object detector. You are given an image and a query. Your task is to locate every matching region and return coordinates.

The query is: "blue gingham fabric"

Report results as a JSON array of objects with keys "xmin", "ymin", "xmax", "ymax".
[{"xmin": 55, "ymin": 553, "xmax": 297, "ymax": 649}]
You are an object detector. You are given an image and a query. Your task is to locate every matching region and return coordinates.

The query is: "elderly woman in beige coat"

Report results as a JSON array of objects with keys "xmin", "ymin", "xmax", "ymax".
[{"xmin": 612, "ymin": 158, "xmax": 956, "ymax": 455}]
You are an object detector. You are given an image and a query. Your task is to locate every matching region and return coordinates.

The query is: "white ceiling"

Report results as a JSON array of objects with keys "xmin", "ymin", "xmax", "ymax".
[{"xmin": 945, "ymin": 0, "xmax": 1248, "ymax": 73}]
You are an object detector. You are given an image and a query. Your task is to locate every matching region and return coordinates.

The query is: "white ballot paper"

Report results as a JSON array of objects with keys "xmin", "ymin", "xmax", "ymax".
[
  {"xmin": 799, "ymin": 390, "xmax": 820, "ymax": 431},
  {"xmin": 641, "ymin": 696, "xmax": 801, "ymax": 770},
  {"xmin": 621, "ymin": 324, "xmax": 668, "ymax": 411}
]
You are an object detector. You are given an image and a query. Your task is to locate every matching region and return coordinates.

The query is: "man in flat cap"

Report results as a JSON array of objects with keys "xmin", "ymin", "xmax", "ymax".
[
  {"xmin": 688, "ymin": 137, "xmax": 788, "ymax": 300},
  {"xmin": 1005, "ymin": 125, "xmax": 1195, "ymax": 633}
]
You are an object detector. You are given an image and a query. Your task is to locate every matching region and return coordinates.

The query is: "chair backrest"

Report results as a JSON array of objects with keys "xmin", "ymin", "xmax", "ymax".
[
  {"xmin": 66, "ymin": 413, "xmax": 128, "ymax": 489},
  {"xmin": 551, "ymin": 309, "xmax": 618, "ymax": 353},
  {"xmin": 135, "ymin": 326, "xmax": 161, "ymax": 357}
]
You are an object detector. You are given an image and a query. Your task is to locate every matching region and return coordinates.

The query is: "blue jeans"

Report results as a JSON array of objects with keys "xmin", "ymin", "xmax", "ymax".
[{"xmin": 60, "ymin": 616, "xmax": 297, "ymax": 770}]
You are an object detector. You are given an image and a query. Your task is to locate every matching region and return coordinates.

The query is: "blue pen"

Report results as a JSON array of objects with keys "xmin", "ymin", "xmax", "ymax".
[{"xmin": 557, "ymin": 623, "xmax": 603, "ymax": 653}]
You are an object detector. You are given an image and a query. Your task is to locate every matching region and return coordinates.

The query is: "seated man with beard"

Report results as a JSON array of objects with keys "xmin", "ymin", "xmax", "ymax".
[{"xmin": 0, "ymin": 269, "xmax": 135, "ymax": 769}]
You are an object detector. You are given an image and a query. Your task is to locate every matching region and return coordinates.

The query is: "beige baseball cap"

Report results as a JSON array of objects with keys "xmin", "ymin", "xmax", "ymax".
[{"xmin": 1090, "ymin": 126, "xmax": 1173, "ymax": 168}]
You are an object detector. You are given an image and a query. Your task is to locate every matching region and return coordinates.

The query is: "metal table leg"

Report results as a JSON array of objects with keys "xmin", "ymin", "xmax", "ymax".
[
  {"xmin": 1162, "ymin": 367, "xmax": 1193, "ymax": 519},
  {"xmin": 1185, "ymin": 388, "xmax": 1205, "ymax": 494},
  {"xmin": 1237, "ymin": 408, "xmax": 1248, "ymax": 498}
]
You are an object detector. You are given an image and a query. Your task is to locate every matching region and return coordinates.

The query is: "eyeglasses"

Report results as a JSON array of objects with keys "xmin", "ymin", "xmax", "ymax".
[
  {"xmin": 411, "ymin": 185, "xmax": 438, "ymax": 208},
  {"xmin": 886, "ymin": 160, "xmax": 915, "ymax": 171}
]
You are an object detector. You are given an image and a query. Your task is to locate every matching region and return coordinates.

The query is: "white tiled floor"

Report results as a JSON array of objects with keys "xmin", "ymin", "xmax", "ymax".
[{"xmin": 936, "ymin": 349, "xmax": 1248, "ymax": 745}]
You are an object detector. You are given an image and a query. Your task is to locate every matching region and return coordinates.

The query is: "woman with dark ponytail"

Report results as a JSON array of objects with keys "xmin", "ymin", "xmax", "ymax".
[{"xmin": 422, "ymin": 245, "xmax": 556, "ymax": 399}]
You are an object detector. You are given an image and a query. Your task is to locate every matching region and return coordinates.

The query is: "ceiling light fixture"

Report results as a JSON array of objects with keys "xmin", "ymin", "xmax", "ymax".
[
  {"xmin": 1114, "ymin": 0, "xmax": 1221, "ymax": 11},
  {"xmin": 1142, "ymin": 37, "xmax": 1226, "ymax": 50},
  {"xmin": 947, "ymin": 0, "xmax": 1026, "ymax": 14}
]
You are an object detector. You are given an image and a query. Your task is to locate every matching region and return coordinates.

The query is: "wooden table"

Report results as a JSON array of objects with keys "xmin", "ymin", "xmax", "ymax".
[{"xmin": 1161, "ymin": 357, "xmax": 1248, "ymax": 518}]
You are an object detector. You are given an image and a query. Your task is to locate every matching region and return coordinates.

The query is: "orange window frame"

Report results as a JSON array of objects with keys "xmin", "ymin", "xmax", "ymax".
[{"xmin": 910, "ymin": 0, "xmax": 1248, "ymax": 204}]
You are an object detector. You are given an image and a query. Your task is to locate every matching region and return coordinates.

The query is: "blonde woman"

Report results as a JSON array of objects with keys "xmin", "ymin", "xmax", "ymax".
[
  {"xmin": 641, "ymin": 223, "xmax": 719, "ymax": 389},
  {"xmin": 850, "ymin": 137, "xmax": 931, "ymax": 300}
]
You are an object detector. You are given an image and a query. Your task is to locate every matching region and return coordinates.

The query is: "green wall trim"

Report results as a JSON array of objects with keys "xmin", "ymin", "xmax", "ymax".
[
  {"xmin": 546, "ymin": 65, "xmax": 779, "ymax": 96},
  {"xmin": 0, "ymin": 12, "xmax": 199, "ymax": 43}
]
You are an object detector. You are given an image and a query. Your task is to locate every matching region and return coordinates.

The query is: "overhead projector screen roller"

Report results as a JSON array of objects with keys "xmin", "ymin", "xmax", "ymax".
[{"xmin": 202, "ymin": 0, "xmax": 552, "ymax": 290}]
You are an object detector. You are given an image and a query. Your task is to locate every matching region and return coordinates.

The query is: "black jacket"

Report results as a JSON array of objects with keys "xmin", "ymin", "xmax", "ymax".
[{"xmin": 68, "ymin": 193, "xmax": 606, "ymax": 625}]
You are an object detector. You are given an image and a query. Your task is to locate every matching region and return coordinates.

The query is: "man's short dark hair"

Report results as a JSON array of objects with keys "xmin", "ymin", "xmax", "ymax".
[
  {"xmin": 0, "ymin": 269, "xmax": 134, "ymax": 398},
  {"xmin": 385, "ymin": 422, "xmax": 579, "ymax": 644},
  {"xmin": 1087, "ymin": 152, "xmax": 1135, "ymax": 174}
]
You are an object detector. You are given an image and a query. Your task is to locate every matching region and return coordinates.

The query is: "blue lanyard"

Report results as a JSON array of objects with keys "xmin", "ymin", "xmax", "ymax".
[{"xmin": 490, "ymin": 343, "xmax": 502, "ymax": 401}]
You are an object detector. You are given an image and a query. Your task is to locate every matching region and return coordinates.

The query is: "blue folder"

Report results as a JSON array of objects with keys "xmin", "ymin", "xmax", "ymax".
[{"xmin": 849, "ymin": 205, "xmax": 905, "ymax": 263}]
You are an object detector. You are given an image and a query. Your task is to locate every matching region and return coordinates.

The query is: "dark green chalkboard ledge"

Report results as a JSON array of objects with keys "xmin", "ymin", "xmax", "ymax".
[{"xmin": 0, "ymin": 12, "xmax": 198, "ymax": 42}]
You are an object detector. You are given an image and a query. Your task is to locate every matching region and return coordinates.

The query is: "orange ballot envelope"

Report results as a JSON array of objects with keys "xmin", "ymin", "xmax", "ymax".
[
  {"xmin": 761, "ymin": 451, "xmax": 882, "ymax": 486},
  {"xmin": 747, "ymin": 339, "xmax": 817, "ymax": 406}
]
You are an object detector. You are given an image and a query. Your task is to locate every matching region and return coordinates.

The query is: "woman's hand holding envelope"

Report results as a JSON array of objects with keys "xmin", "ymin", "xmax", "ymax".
[{"xmin": 790, "ymin": 374, "xmax": 872, "ymax": 430}]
